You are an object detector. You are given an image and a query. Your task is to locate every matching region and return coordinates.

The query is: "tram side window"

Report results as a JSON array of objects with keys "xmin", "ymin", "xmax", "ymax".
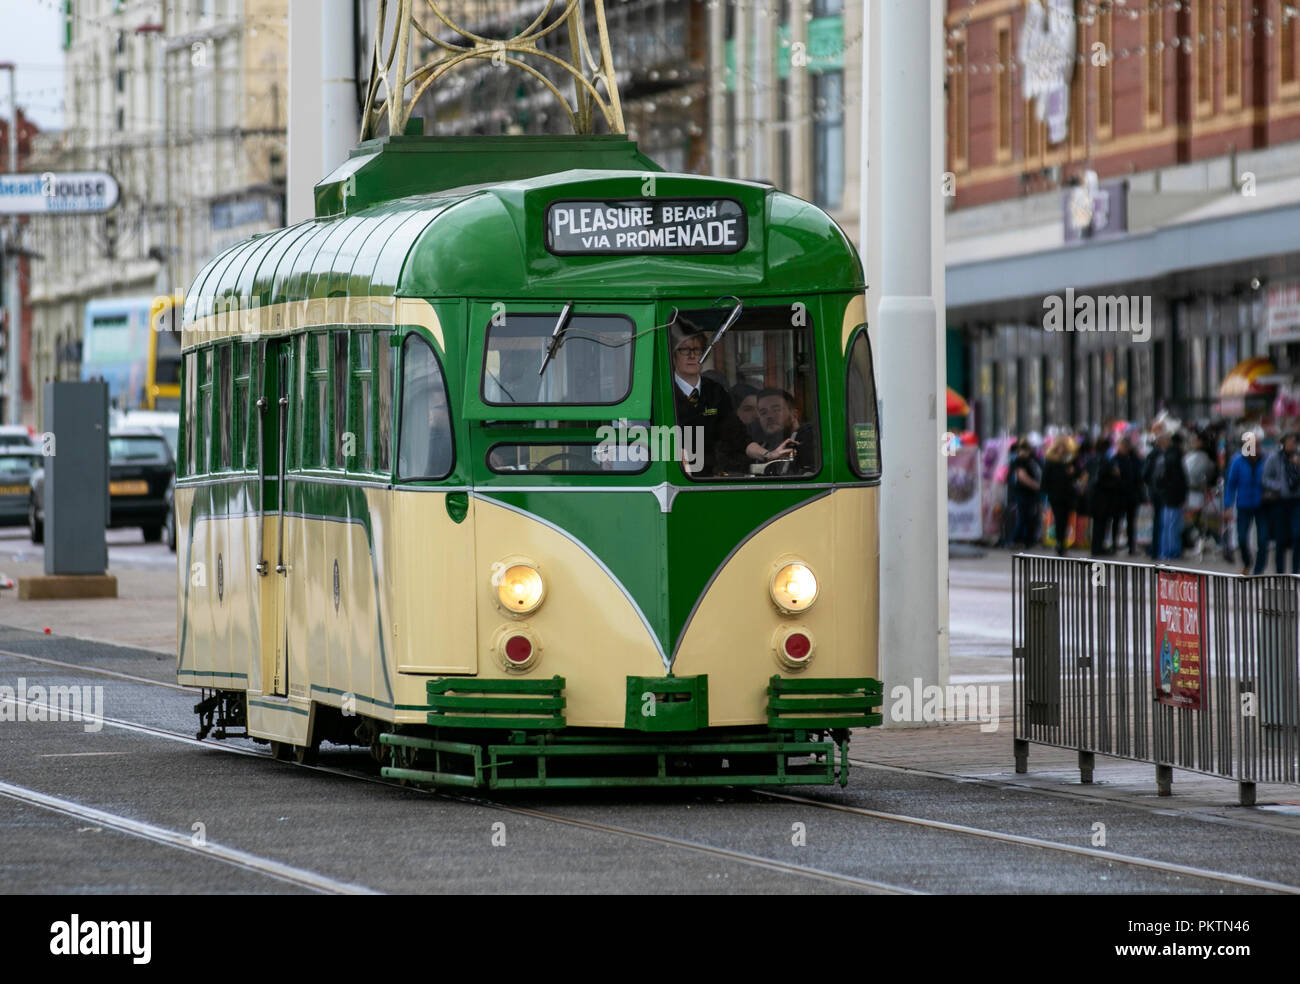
[
  {"xmin": 377, "ymin": 332, "xmax": 393, "ymax": 473},
  {"xmin": 217, "ymin": 343, "xmax": 232, "ymax": 470},
  {"xmin": 397, "ymin": 334, "xmax": 453, "ymax": 481},
  {"xmin": 846, "ymin": 327, "xmax": 882, "ymax": 479},
  {"xmin": 333, "ymin": 331, "xmax": 348, "ymax": 468},
  {"xmin": 232, "ymin": 342, "xmax": 250, "ymax": 469},
  {"xmin": 199, "ymin": 348, "xmax": 214, "ymax": 474},
  {"xmin": 183, "ymin": 351, "xmax": 197, "ymax": 477},
  {"xmin": 351, "ymin": 331, "xmax": 375, "ymax": 473},
  {"xmin": 298, "ymin": 332, "xmax": 330, "ymax": 469}
]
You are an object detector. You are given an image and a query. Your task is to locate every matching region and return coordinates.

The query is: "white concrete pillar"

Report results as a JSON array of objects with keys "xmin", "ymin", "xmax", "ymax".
[
  {"xmin": 790, "ymin": 1, "xmax": 810, "ymax": 201},
  {"xmin": 321, "ymin": 0, "xmax": 358, "ymax": 177},
  {"xmin": 733, "ymin": 0, "xmax": 749, "ymax": 178},
  {"xmin": 875, "ymin": 0, "xmax": 944, "ymax": 722},
  {"xmin": 708, "ymin": 0, "xmax": 725, "ymax": 176},
  {"xmin": 287, "ymin": 0, "xmax": 323, "ymax": 224}
]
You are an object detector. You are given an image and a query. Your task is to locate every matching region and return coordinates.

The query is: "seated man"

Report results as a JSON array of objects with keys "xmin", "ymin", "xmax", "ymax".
[{"xmin": 755, "ymin": 387, "xmax": 818, "ymax": 474}]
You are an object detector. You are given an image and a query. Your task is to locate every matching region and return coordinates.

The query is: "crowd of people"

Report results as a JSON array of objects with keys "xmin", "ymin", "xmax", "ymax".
[{"xmin": 1000, "ymin": 421, "xmax": 1300, "ymax": 574}]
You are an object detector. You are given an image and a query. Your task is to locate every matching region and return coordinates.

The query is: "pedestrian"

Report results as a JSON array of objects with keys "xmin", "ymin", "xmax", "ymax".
[
  {"xmin": 1112, "ymin": 435, "xmax": 1142, "ymax": 555},
  {"xmin": 1089, "ymin": 435, "xmax": 1121, "ymax": 556},
  {"xmin": 1010, "ymin": 439, "xmax": 1042, "ymax": 548},
  {"xmin": 1143, "ymin": 430, "xmax": 1170, "ymax": 559},
  {"xmin": 1156, "ymin": 431, "xmax": 1188, "ymax": 560},
  {"xmin": 1042, "ymin": 435, "xmax": 1078, "ymax": 556},
  {"xmin": 1225, "ymin": 438, "xmax": 1266, "ymax": 575},
  {"xmin": 1073, "ymin": 437, "xmax": 1096, "ymax": 549},
  {"xmin": 1183, "ymin": 429, "xmax": 1215, "ymax": 556},
  {"xmin": 1261, "ymin": 432, "xmax": 1300, "ymax": 574}
]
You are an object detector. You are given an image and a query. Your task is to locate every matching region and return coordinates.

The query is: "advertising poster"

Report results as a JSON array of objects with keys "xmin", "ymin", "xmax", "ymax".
[
  {"xmin": 947, "ymin": 445, "xmax": 982, "ymax": 541},
  {"xmin": 1154, "ymin": 571, "xmax": 1205, "ymax": 710}
]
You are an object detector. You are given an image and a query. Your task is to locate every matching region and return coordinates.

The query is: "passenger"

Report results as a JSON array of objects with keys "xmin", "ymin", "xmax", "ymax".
[
  {"xmin": 754, "ymin": 387, "xmax": 816, "ymax": 473},
  {"xmin": 671, "ymin": 323, "xmax": 774, "ymax": 475},
  {"xmin": 731, "ymin": 383, "xmax": 759, "ymax": 428}
]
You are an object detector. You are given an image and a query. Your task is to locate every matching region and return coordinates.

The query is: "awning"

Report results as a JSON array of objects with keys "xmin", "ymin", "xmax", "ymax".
[
  {"xmin": 1218, "ymin": 357, "xmax": 1276, "ymax": 397},
  {"xmin": 946, "ymin": 387, "xmax": 970, "ymax": 417},
  {"xmin": 1215, "ymin": 357, "xmax": 1276, "ymax": 417}
]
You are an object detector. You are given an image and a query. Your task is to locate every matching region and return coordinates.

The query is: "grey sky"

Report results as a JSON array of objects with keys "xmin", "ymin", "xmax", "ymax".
[{"xmin": 0, "ymin": 0, "xmax": 66, "ymax": 132}]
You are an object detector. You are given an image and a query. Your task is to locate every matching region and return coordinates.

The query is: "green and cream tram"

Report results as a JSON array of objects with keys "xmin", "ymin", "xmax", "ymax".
[{"xmin": 177, "ymin": 134, "xmax": 882, "ymax": 788}]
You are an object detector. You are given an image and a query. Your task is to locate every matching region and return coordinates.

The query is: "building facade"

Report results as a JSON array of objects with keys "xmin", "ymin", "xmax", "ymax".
[
  {"xmin": 1, "ymin": 108, "xmax": 43, "ymax": 421},
  {"xmin": 24, "ymin": 0, "xmax": 287, "ymax": 426},
  {"xmin": 362, "ymin": 0, "xmax": 861, "ymax": 238},
  {"xmin": 944, "ymin": 0, "xmax": 1300, "ymax": 439}
]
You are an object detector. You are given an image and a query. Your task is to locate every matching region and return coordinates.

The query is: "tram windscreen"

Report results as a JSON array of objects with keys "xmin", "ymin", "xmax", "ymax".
[
  {"xmin": 669, "ymin": 305, "xmax": 820, "ymax": 480},
  {"xmin": 484, "ymin": 313, "xmax": 634, "ymax": 406}
]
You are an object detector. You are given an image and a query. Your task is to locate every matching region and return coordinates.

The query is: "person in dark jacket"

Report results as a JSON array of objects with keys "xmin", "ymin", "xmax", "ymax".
[
  {"xmin": 1225, "ymin": 440, "xmax": 1266, "ymax": 575},
  {"xmin": 670, "ymin": 322, "xmax": 771, "ymax": 475},
  {"xmin": 1260, "ymin": 433, "xmax": 1300, "ymax": 574},
  {"xmin": 1089, "ymin": 435, "xmax": 1122, "ymax": 556},
  {"xmin": 1042, "ymin": 435, "xmax": 1078, "ymax": 555},
  {"xmin": 1143, "ymin": 431, "xmax": 1170, "ymax": 558},
  {"xmin": 1010, "ymin": 440, "xmax": 1042, "ymax": 548},
  {"xmin": 1157, "ymin": 431, "xmax": 1188, "ymax": 560},
  {"xmin": 1111, "ymin": 435, "xmax": 1143, "ymax": 555}
]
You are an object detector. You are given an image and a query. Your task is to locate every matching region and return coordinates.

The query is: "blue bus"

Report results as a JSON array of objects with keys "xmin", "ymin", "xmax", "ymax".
[{"xmin": 82, "ymin": 296, "xmax": 181, "ymax": 411}]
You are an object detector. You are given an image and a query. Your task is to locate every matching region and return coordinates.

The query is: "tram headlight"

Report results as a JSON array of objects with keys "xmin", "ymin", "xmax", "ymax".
[
  {"xmin": 495, "ymin": 562, "xmax": 546, "ymax": 615},
  {"xmin": 770, "ymin": 562, "xmax": 818, "ymax": 614}
]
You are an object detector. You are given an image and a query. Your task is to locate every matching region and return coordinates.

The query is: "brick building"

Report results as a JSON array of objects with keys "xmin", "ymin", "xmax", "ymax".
[{"xmin": 943, "ymin": 0, "xmax": 1300, "ymax": 439}]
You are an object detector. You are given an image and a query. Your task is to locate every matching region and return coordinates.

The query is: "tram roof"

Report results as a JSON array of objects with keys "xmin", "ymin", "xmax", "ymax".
[{"xmin": 183, "ymin": 136, "xmax": 864, "ymax": 328}]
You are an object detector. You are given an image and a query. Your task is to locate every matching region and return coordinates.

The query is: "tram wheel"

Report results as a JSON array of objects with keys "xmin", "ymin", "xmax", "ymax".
[{"xmin": 269, "ymin": 741, "xmax": 294, "ymax": 761}]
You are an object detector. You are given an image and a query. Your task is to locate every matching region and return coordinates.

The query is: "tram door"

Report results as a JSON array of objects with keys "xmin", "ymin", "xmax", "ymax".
[{"xmin": 256, "ymin": 338, "xmax": 291, "ymax": 698}]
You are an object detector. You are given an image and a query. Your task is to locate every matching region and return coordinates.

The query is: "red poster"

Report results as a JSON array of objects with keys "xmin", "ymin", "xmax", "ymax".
[{"xmin": 1154, "ymin": 571, "xmax": 1205, "ymax": 710}]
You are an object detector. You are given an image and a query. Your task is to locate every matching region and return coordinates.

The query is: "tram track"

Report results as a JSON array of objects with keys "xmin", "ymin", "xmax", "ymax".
[
  {"xmin": 749, "ymin": 788, "xmax": 1300, "ymax": 895},
  {"xmin": 3, "ymin": 645, "xmax": 1298, "ymax": 893},
  {"xmin": 0, "ymin": 691, "xmax": 911, "ymax": 894}
]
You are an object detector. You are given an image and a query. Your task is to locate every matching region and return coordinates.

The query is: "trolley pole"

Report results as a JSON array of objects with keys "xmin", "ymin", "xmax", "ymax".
[{"xmin": 874, "ymin": 0, "xmax": 945, "ymax": 722}]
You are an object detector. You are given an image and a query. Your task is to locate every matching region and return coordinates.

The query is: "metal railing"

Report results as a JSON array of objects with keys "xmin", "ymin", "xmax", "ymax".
[{"xmin": 1013, "ymin": 554, "xmax": 1300, "ymax": 806}]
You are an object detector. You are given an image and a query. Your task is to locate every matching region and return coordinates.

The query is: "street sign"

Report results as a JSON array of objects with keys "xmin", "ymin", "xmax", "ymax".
[{"xmin": 0, "ymin": 171, "xmax": 120, "ymax": 215}]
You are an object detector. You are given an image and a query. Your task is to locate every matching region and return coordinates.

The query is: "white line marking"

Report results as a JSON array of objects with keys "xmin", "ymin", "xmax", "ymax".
[
  {"xmin": 757, "ymin": 789, "xmax": 1300, "ymax": 894},
  {"xmin": 0, "ymin": 646, "xmax": 194, "ymax": 692},
  {"xmin": 0, "ymin": 779, "xmax": 379, "ymax": 895}
]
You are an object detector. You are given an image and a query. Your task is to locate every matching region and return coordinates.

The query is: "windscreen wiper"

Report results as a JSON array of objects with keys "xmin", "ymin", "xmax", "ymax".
[
  {"xmin": 698, "ymin": 296, "xmax": 743, "ymax": 366},
  {"xmin": 537, "ymin": 300, "xmax": 575, "ymax": 377}
]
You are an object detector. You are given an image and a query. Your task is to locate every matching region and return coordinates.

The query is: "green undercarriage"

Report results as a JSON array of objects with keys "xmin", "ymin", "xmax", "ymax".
[{"xmin": 379, "ymin": 674, "xmax": 883, "ymax": 789}]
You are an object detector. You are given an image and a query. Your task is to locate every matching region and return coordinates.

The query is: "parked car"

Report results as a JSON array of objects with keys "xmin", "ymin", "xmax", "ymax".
[
  {"xmin": 112, "ymin": 410, "xmax": 179, "ymax": 461},
  {"xmin": 30, "ymin": 428, "xmax": 175, "ymax": 543},
  {"xmin": 0, "ymin": 449, "xmax": 42, "ymax": 527},
  {"xmin": 0, "ymin": 425, "xmax": 38, "ymax": 452}
]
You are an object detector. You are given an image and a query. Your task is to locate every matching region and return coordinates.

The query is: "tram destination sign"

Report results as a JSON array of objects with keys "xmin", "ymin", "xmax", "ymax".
[
  {"xmin": 546, "ymin": 197, "xmax": 747, "ymax": 256},
  {"xmin": 0, "ymin": 171, "xmax": 120, "ymax": 215}
]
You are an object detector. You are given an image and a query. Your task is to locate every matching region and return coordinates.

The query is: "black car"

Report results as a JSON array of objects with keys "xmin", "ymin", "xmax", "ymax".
[
  {"xmin": 30, "ymin": 429, "xmax": 175, "ymax": 543},
  {"xmin": 0, "ymin": 450, "xmax": 41, "ymax": 526}
]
